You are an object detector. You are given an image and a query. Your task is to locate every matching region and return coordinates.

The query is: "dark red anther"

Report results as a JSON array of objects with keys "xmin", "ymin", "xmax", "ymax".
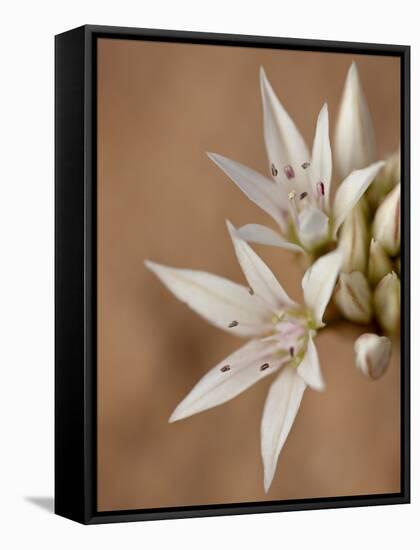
[{"xmin": 284, "ymin": 165, "xmax": 295, "ymax": 180}]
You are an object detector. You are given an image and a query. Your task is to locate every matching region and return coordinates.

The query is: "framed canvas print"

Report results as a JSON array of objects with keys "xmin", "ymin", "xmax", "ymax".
[{"xmin": 55, "ymin": 25, "xmax": 410, "ymax": 524}]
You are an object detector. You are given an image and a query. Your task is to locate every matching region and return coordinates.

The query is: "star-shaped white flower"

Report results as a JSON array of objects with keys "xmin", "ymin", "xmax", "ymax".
[
  {"xmin": 145, "ymin": 223, "xmax": 343, "ymax": 491},
  {"xmin": 208, "ymin": 68, "xmax": 384, "ymax": 254}
]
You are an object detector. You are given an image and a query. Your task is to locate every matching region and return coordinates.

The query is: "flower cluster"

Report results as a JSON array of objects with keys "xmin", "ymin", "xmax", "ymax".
[{"xmin": 145, "ymin": 62, "xmax": 400, "ymax": 491}]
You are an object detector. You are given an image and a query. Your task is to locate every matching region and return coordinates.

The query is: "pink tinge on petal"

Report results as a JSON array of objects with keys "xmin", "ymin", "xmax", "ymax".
[{"xmin": 266, "ymin": 319, "xmax": 307, "ymax": 354}]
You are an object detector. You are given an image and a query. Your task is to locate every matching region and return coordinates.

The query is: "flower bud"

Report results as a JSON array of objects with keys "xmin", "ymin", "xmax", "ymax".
[
  {"xmin": 373, "ymin": 272, "xmax": 400, "ymax": 334},
  {"xmin": 368, "ymin": 149, "xmax": 400, "ymax": 207},
  {"xmin": 368, "ymin": 238, "xmax": 393, "ymax": 287},
  {"xmin": 339, "ymin": 203, "xmax": 369, "ymax": 273},
  {"xmin": 335, "ymin": 62, "xmax": 376, "ymax": 179},
  {"xmin": 335, "ymin": 271, "xmax": 372, "ymax": 324},
  {"xmin": 372, "ymin": 183, "xmax": 400, "ymax": 256},
  {"xmin": 354, "ymin": 333, "xmax": 392, "ymax": 380}
]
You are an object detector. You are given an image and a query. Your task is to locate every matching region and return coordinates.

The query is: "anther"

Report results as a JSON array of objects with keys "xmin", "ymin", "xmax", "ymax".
[
  {"xmin": 288, "ymin": 191, "xmax": 296, "ymax": 201},
  {"xmin": 260, "ymin": 363, "xmax": 270, "ymax": 371},
  {"xmin": 301, "ymin": 162, "xmax": 310, "ymax": 170},
  {"xmin": 317, "ymin": 181, "xmax": 325, "ymax": 196},
  {"xmin": 271, "ymin": 163, "xmax": 278, "ymax": 177},
  {"xmin": 289, "ymin": 347, "xmax": 295, "ymax": 357},
  {"xmin": 299, "ymin": 192, "xmax": 308, "ymax": 200},
  {"xmin": 220, "ymin": 365, "xmax": 231, "ymax": 372},
  {"xmin": 248, "ymin": 287, "xmax": 254, "ymax": 295},
  {"xmin": 284, "ymin": 165, "xmax": 295, "ymax": 180},
  {"xmin": 228, "ymin": 320, "xmax": 239, "ymax": 328}
]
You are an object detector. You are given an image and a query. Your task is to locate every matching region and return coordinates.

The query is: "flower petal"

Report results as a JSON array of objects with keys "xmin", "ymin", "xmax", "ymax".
[
  {"xmin": 260, "ymin": 67, "xmax": 310, "ymax": 193},
  {"xmin": 309, "ymin": 103, "xmax": 332, "ymax": 209},
  {"xmin": 335, "ymin": 62, "xmax": 376, "ymax": 179},
  {"xmin": 145, "ymin": 260, "xmax": 270, "ymax": 336},
  {"xmin": 296, "ymin": 205, "xmax": 329, "ymax": 252},
  {"xmin": 372, "ymin": 182, "xmax": 401, "ymax": 256},
  {"xmin": 236, "ymin": 223, "xmax": 304, "ymax": 253},
  {"xmin": 261, "ymin": 366, "xmax": 306, "ymax": 492},
  {"xmin": 297, "ymin": 333, "xmax": 325, "ymax": 391},
  {"xmin": 332, "ymin": 161, "xmax": 385, "ymax": 236},
  {"xmin": 227, "ymin": 221, "xmax": 296, "ymax": 311},
  {"xmin": 302, "ymin": 247, "xmax": 344, "ymax": 327},
  {"xmin": 208, "ymin": 152, "xmax": 288, "ymax": 231},
  {"xmin": 170, "ymin": 339, "xmax": 286, "ymax": 422}
]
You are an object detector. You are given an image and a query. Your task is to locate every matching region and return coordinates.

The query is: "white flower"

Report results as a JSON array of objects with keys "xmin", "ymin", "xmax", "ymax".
[
  {"xmin": 334, "ymin": 62, "xmax": 376, "ymax": 179},
  {"xmin": 145, "ymin": 223, "xmax": 343, "ymax": 491},
  {"xmin": 208, "ymin": 68, "xmax": 384, "ymax": 255},
  {"xmin": 372, "ymin": 183, "xmax": 401, "ymax": 256},
  {"xmin": 354, "ymin": 333, "xmax": 392, "ymax": 380}
]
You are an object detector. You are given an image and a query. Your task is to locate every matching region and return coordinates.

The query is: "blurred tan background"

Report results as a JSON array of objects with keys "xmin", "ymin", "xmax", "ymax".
[{"xmin": 97, "ymin": 38, "xmax": 400, "ymax": 512}]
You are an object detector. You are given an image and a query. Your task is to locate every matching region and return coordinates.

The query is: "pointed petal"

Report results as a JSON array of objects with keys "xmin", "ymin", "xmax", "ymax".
[
  {"xmin": 309, "ymin": 103, "xmax": 332, "ymax": 209},
  {"xmin": 332, "ymin": 161, "xmax": 385, "ymax": 236},
  {"xmin": 261, "ymin": 366, "xmax": 306, "ymax": 492},
  {"xmin": 145, "ymin": 260, "xmax": 270, "ymax": 337},
  {"xmin": 227, "ymin": 221, "xmax": 296, "ymax": 311},
  {"xmin": 302, "ymin": 247, "xmax": 344, "ymax": 327},
  {"xmin": 236, "ymin": 224, "xmax": 304, "ymax": 253},
  {"xmin": 208, "ymin": 152, "xmax": 288, "ymax": 231},
  {"xmin": 260, "ymin": 67, "xmax": 310, "ymax": 193},
  {"xmin": 170, "ymin": 339, "xmax": 286, "ymax": 422},
  {"xmin": 335, "ymin": 62, "xmax": 376, "ymax": 179},
  {"xmin": 297, "ymin": 334, "xmax": 325, "ymax": 391}
]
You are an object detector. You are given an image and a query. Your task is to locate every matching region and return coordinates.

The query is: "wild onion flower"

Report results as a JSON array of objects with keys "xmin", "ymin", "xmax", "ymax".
[
  {"xmin": 145, "ymin": 222, "xmax": 343, "ymax": 491},
  {"xmin": 208, "ymin": 68, "xmax": 384, "ymax": 256},
  {"xmin": 331, "ymin": 63, "xmax": 401, "ymax": 378}
]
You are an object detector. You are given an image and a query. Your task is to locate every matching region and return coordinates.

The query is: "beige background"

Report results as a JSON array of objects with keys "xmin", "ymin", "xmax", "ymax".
[{"xmin": 97, "ymin": 38, "xmax": 400, "ymax": 512}]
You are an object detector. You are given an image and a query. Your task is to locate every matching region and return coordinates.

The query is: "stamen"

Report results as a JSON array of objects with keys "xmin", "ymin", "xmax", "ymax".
[
  {"xmin": 287, "ymin": 191, "xmax": 299, "ymax": 225},
  {"xmin": 284, "ymin": 165, "xmax": 295, "ymax": 180},
  {"xmin": 228, "ymin": 320, "xmax": 239, "ymax": 328},
  {"xmin": 220, "ymin": 365, "xmax": 231, "ymax": 372},
  {"xmin": 299, "ymin": 192, "xmax": 308, "ymax": 200},
  {"xmin": 248, "ymin": 287, "xmax": 254, "ymax": 295},
  {"xmin": 260, "ymin": 363, "xmax": 270, "ymax": 372},
  {"xmin": 289, "ymin": 347, "xmax": 295, "ymax": 357},
  {"xmin": 301, "ymin": 162, "xmax": 310, "ymax": 170},
  {"xmin": 271, "ymin": 163, "xmax": 278, "ymax": 177}
]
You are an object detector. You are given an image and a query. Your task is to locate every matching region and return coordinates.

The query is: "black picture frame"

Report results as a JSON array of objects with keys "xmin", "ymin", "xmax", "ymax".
[{"xmin": 55, "ymin": 24, "xmax": 410, "ymax": 525}]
